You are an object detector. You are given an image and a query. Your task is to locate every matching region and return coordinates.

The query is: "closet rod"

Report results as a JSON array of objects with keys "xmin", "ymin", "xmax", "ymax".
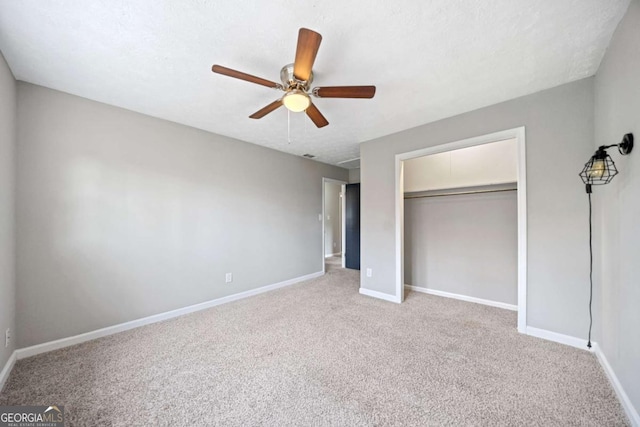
[{"xmin": 404, "ymin": 188, "xmax": 516, "ymax": 200}]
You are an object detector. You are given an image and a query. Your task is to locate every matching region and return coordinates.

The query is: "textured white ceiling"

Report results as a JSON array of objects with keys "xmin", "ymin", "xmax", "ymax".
[{"xmin": 0, "ymin": 0, "xmax": 630, "ymax": 167}]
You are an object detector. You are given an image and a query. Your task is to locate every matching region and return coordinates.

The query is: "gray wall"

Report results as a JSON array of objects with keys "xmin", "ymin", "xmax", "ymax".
[
  {"xmin": 405, "ymin": 190, "xmax": 517, "ymax": 305},
  {"xmin": 324, "ymin": 182, "xmax": 342, "ymax": 256},
  {"xmin": 0, "ymin": 52, "xmax": 16, "ymax": 370},
  {"xmin": 361, "ymin": 78, "xmax": 595, "ymax": 338},
  {"xmin": 348, "ymin": 169, "xmax": 360, "ymax": 184},
  {"xmin": 16, "ymin": 83, "xmax": 347, "ymax": 347},
  {"xmin": 594, "ymin": 0, "xmax": 640, "ymax": 414}
]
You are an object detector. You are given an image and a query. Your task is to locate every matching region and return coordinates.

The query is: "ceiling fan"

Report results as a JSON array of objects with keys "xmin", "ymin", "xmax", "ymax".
[{"xmin": 211, "ymin": 28, "xmax": 376, "ymax": 128}]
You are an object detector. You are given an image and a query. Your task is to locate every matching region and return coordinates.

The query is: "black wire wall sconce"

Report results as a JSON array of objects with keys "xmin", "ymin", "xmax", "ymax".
[
  {"xmin": 578, "ymin": 133, "xmax": 634, "ymax": 349},
  {"xmin": 580, "ymin": 133, "xmax": 634, "ymax": 190}
]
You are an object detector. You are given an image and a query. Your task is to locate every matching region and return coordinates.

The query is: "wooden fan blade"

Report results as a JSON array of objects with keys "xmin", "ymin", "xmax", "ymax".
[
  {"xmin": 313, "ymin": 86, "xmax": 376, "ymax": 98},
  {"xmin": 306, "ymin": 103, "xmax": 329, "ymax": 128},
  {"xmin": 293, "ymin": 28, "xmax": 322, "ymax": 82},
  {"xmin": 212, "ymin": 65, "xmax": 280, "ymax": 89},
  {"xmin": 249, "ymin": 99, "xmax": 283, "ymax": 119}
]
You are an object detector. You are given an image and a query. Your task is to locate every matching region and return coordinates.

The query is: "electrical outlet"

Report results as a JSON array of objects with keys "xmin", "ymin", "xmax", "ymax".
[
  {"xmin": 318, "ymin": 214, "xmax": 322, "ymax": 221},
  {"xmin": 225, "ymin": 273, "xmax": 233, "ymax": 283},
  {"xmin": 5, "ymin": 328, "xmax": 10, "ymax": 348},
  {"xmin": 366, "ymin": 268, "xmax": 372, "ymax": 277}
]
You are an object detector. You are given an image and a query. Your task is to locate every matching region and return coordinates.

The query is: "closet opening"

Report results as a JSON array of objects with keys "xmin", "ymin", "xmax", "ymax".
[{"xmin": 394, "ymin": 127, "xmax": 527, "ymax": 332}]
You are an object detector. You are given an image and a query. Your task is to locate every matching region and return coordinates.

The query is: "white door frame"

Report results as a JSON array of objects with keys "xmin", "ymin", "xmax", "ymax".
[
  {"xmin": 395, "ymin": 126, "xmax": 527, "ymax": 333},
  {"xmin": 322, "ymin": 177, "xmax": 348, "ymax": 274}
]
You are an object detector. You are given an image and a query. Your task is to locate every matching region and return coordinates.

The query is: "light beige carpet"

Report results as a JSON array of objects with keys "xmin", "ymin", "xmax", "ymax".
[
  {"xmin": 325, "ymin": 255, "xmax": 342, "ymax": 267},
  {"xmin": 0, "ymin": 263, "xmax": 628, "ymax": 426}
]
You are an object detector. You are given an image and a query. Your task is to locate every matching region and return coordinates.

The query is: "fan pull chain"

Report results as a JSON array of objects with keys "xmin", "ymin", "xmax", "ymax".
[{"xmin": 287, "ymin": 109, "xmax": 291, "ymax": 143}]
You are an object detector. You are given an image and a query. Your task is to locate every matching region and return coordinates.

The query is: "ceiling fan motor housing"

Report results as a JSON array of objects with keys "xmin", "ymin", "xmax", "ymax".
[{"xmin": 280, "ymin": 63, "xmax": 312, "ymax": 91}]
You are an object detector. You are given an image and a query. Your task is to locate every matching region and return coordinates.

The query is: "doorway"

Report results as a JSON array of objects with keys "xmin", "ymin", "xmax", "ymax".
[
  {"xmin": 322, "ymin": 178, "xmax": 347, "ymax": 273},
  {"xmin": 395, "ymin": 127, "xmax": 527, "ymax": 332}
]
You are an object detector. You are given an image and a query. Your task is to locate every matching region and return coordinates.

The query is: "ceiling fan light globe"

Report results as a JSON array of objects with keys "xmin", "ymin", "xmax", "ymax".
[{"xmin": 283, "ymin": 90, "xmax": 311, "ymax": 112}]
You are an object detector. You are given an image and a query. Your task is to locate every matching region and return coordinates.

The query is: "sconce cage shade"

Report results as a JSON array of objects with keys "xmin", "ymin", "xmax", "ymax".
[{"xmin": 579, "ymin": 151, "xmax": 618, "ymax": 185}]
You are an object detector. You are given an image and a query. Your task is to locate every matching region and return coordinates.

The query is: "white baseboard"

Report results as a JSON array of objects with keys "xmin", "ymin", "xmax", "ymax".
[
  {"xmin": 0, "ymin": 351, "xmax": 16, "ymax": 392},
  {"xmin": 522, "ymin": 329, "xmax": 638, "ymax": 425},
  {"xmin": 359, "ymin": 287, "xmax": 401, "ymax": 303},
  {"xmin": 592, "ymin": 343, "xmax": 640, "ymax": 426},
  {"xmin": 525, "ymin": 326, "xmax": 590, "ymax": 350},
  {"xmin": 15, "ymin": 271, "xmax": 323, "ymax": 360},
  {"xmin": 405, "ymin": 285, "xmax": 518, "ymax": 311}
]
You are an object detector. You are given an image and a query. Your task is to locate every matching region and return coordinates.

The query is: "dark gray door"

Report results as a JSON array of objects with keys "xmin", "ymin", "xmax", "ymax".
[{"xmin": 345, "ymin": 183, "xmax": 360, "ymax": 270}]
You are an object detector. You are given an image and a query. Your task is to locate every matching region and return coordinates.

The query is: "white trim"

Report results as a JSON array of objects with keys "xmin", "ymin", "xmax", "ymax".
[
  {"xmin": 395, "ymin": 159, "xmax": 405, "ymax": 302},
  {"xmin": 15, "ymin": 271, "xmax": 323, "ymax": 360},
  {"xmin": 593, "ymin": 343, "xmax": 640, "ymax": 426},
  {"xmin": 359, "ymin": 287, "xmax": 401, "ymax": 303},
  {"xmin": 405, "ymin": 285, "xmax": 517, "ymax": 311},
  {"xmin": 0, "ymin": 351, "xmax": 17, "ymax": 392},
  {"xmin": 394, "ymin": 127, "xmax": 528, "ymax": 333},
  {"xmin": 525, "ymin": 326, "xmax": 590, "ymax": 350},
  {"xmin": 515, "ymin": 127, "xmax": 527, "ymax": 333},
  {"xmin": 322, "ymin": 178, "xmax": 326, "ymax": 274}
]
